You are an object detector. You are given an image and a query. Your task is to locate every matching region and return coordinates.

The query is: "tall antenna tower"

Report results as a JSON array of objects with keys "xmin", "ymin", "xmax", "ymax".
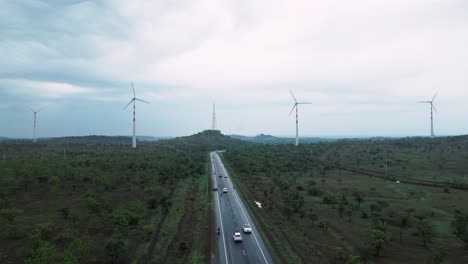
[{"xmin": 212, "ymin": 103, "xmax": 217, "ymax": 130}]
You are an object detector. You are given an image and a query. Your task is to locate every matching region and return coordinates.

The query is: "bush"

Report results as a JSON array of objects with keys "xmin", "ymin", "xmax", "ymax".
[
  {"xmin": 322, "ymin": 196, "xmax": 336, "ymax": 205},
  {"xmin": 142, "ymin": 224, "xmax": 154, "ymax": 242},
  {"xmin": 307, "ymin": 187, "xmax": 322, "ymax": 196},
  {"xmin": 7, "ymin": 223, "xmax": 26, "ymax": 239}
]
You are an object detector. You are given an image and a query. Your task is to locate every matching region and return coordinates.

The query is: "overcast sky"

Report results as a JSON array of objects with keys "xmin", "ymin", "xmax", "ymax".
[{"xmin": 1, "ymin": 0, "xmax": 467, "ymax": 138}]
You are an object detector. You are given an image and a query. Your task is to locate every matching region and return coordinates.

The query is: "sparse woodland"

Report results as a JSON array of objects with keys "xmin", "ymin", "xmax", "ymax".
[{"xmin": 1, "ymin": 132, "xmax": 468, "ymax": 264}]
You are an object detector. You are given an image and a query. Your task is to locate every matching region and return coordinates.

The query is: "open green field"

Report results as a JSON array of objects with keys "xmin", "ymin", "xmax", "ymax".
[{"xmin": 223, "ymin": 136, "xmax": 468, "ymax": 263}]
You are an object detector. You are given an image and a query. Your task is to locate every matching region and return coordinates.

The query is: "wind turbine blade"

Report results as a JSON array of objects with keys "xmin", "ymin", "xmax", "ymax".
[
  {"xmin": 27, "ymin": 105, "xmax": 34, "ymax": 112},
  {"xmin": 123, "ymin": 99, "xmax": 134, "ymax": 110},
  {"xmin": 418, "ymin": 101, "xmax": 431, "ymax": 103},
  {"xmin": 37, "ymin": 107, "xmax": 45, "ymax": 113},
  {"xmin": 289, "ymin": 90, "xmax": 297, "ymax": 103},
  {"xmin": 431, "ymin": 91, "xmax": 439, "ymax": 102},
  {"xmin": 298, "ymin": 102, "xmax": 312, "ymax": 104},
  {"xmin": 135, "ymin": 98, "xmax": 150, "ymax": 104},
  {"xmin": 132, "ymin": 82, "xmax": 136, "ymax": 97},
  {"xmin": 432, "ymin": 104, "xmax": 438, "ymax": 113},
  {"xmin": 289, "ymin": 104, "xmax": 297, "ymax": 116}
]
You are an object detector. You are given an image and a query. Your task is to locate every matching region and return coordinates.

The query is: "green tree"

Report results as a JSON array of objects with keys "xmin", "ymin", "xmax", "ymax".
[
  {"xmin": 105, "ymin": 236, "xmax": 127, "ymax": 263},
  {"xmin": 283, "ymin": 190, "xmax": 305, "ymax": 214},
  {"xmin": 452, "ymin": 210, "xmax": 468, "ymax": 248},
  {"xmin": 0, "ymin": 208, "xmax": 22, "ymax": 223},
  {"xmin": 428, "ymin": 246, "xmax": 446, "ymax": 264},
  {"xmin": 25, "ymin": 229, "xmax": 56, "ymax": 264},
  {"xmin": 353, "ymin": 192, "xmax": 364, "ymax": 207},
  {"xmin": 346, "ymin": 255, "xmax": 362, "ymax": 264},
  {"xmin": 416, "ymin": 219, "xmax": 434, "ymax": 248},
  {"xmin": 365, "ymin": 228, "xmax": 390, "ymax": 256},
  {"xmin": 63, "ymin": 238, "xmax": 90, "ymax": 264}
]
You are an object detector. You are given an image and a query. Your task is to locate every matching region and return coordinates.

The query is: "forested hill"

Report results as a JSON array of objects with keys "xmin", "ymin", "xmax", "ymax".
[
  {"xmin": 229, "ymin": 133, "xmax": 338, "ymax": 144},
  {"xmin": 164, "ymin": 130, "xmax": 250, "ymax": 151}
]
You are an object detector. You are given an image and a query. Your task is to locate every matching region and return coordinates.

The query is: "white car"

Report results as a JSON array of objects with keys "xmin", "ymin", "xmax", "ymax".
[
  {"xmin": 233, "ymin": 232, "xmax": 243, "ymax": 242},
  {"xmin": 243, "ymin": 224, "xmax": 252, "ymax": 233},
  {"xmin": 222, "ymin": 187, "xmax": 228, "ymax": 193}
]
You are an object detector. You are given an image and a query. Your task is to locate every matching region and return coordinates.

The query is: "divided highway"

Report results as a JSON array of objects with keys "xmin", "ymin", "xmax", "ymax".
[{"xmin": 211, "ymin": 151, "xmax": 274, "ymax": 264}]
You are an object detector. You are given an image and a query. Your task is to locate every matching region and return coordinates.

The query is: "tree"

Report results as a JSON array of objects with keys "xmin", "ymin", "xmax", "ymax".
[
  {"xmin": 26, "ymin": 229, "xmax": 56, "ymax": 264},
  {"xmin": 452, "ymin": 210, "xmax": 468, "ymax": 248},
  {"xmin": 0, "ymin": 208, "xmax": 22, "ymax": 224},
  {"xmin": 318, "ymin": 220, "xmax": 329, "ymax": 233},
  {"xmin": 346, "ymin": 255, "xmax": 362, "ymax": 264},
  {"xmin": 365, "ymin": 228, "xmax": 390, "ymax": 256},
  {"xmin": 105, "ymin": 236, "xmax": 126, "ymax": 263},
  {"xmin": 338, "ymin": 205, "xmax": 344, "ymax": 218},
  {"xmin": 160, "ymin": 195, "xmax": 172, "ymax": 216},
  {"xmin": 353, "ymin": 192, "xmax": 364, "ymax": 208},
  {"xmin": 25, "ymin": 242, "xmax": 55, "ymax": 264},
  {"xmin": 283, "ymin": 190, "xmax": 305, "ymax": 214},
  {"xmin": 416, "ymin": 219, "xmax": 434, "ymax": 248},
  {"xmin": 63, "ymin": 239, "xmax": 90, "ymax": 264},
  {"xmin": 428, "ymin": 246, "xmax": 446, "ymax": 264},
  {"xmin": 398, "ymin": 214, "xmax": 410, "ymax": 244}
]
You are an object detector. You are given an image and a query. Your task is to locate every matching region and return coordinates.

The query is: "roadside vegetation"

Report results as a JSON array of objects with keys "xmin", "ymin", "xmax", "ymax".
[
  {"xmin": 224, "ymin": 135, "xmax": 468, "ymax": 263},
  {"xmin": 0, "ymin": 134, "xmax": 215, "ymax": 263}
]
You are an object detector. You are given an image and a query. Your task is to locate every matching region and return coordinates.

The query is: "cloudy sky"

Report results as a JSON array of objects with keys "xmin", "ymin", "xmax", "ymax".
[{"xmin": 1, "ymin": 0, "xmax": 467, "ymax": 138}]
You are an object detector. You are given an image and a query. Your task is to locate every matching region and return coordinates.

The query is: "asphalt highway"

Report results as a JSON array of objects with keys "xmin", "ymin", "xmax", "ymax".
[{"xmin": 210, "ymin": 151, "xmax": 274, "ymax": 264}]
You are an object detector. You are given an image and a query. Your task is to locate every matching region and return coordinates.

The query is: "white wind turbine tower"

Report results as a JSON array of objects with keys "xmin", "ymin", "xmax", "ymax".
[
  {"xmin": 212, "ymin": 102, "xmax": 217, "ymax": 130},
  {"xmin": 419, "ymin": 91, "xmax": 438, "ymax": 137},
  {"xmin": 289, "ymin": 90, "xmax": 311, "ymax": 146},
  {"xmin": 27, "ymin": 106, "xmax": 44, "ymax": 143},
  {"xmin": 123, "ymin": 82, "xmax": 150, "ymax": 148}
]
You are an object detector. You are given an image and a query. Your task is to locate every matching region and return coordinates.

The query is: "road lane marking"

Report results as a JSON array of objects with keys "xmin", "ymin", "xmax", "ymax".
[
  {"xmin": 215, "ymin": 152, "xmax": 270, "ymax": 264},
  {"xmin": 243, "ymin": 250, "xmax": 246, "ymax": 256}
]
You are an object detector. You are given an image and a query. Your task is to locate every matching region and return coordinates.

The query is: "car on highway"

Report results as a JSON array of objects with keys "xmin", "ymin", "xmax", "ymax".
[
  {"xmin": 224, "ymin": 175, "xmax": 228, "ymax": 178},
  {"xmin": 219, "ymin": 174, "xmax": 222, "ymax": 177},
  {"xmin": 233, "ymin": 232, "xmax": 243, "ymax": 242},
  {"xmin": 213, "ymin": 186, "xmax": 218, "ymax": 191},
  {"xmin": 222, "ymin": 187, "xmax": 228, "ymax": 193},
  {"xmin": 243, "ymin": 224, "xmax": 252, "ymax": 233}
]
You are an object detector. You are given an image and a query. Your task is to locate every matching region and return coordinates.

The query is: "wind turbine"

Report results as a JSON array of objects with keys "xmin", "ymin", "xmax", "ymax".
[
  {"xmin": 419, "ymin": 92, "xmax": 438, "ymax": 137},
  {"xmin": 212, "ymin": 102, "xmax": 217, "ymax": 130},
  {"xmin": 27, "ymin": 106, "xmax": 44, "ymax": 143},
  {"xmin": 289, "ymin": 90, "xmax": 311, "ymax": 146},
  {"xmin": 123, "ymin": 82, "xmax": 150, "ymax": 148}
]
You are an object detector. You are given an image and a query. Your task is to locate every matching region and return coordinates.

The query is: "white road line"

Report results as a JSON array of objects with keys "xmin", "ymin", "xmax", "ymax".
[
  {"xmin": 215, "ymin": 153, "xmax": 270, "ymax": 264},
  {"xmin": 212, "ymin": 153, "xmax": 229, "ymax": 264},
  {"xmin": 243, "ymin": 250, "xmax": 246, "ymax": 256}
]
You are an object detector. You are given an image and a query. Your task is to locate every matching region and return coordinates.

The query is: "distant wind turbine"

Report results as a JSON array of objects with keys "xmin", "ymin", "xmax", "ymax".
[
  {"xmin": 123, "ymin": 82, "xmax": 150, "ymax": 148},
  {"xmin": 419, "ymin": 92, "xmax": 438, "ymax": 137},
  {"xmin": 27, "ymin": 106, "xmax": 44, "ymax": 143},
  {"xmin": 212, "ymin": 102, "xmax": 217, "ymax": 130},
  {"xmin": 289, "ymin": 90, "xmax": 311, "ymax": 146}
]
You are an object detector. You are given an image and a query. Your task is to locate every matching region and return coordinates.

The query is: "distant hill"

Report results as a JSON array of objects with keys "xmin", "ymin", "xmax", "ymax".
[
  {"xmin": 229, "ymin": 134, "xmax": 338, "ymax": 144},
  {"xmin": 165, "ymin": 130, "xmax": 249, "ymax": 151}
]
